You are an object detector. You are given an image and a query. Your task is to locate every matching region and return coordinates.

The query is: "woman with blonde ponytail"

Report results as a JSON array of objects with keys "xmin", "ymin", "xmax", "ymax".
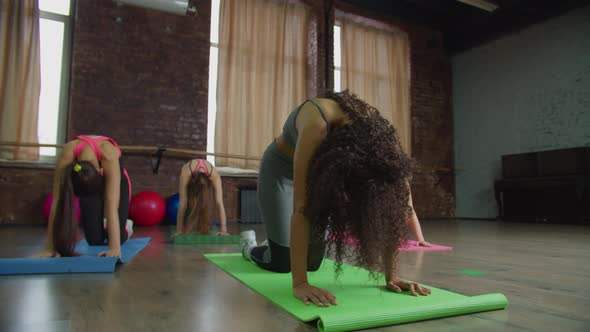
[
  {"xmin": 37, "ymin": 135, "xmax": 133, "ymax": 258},
  {"xmin": 174, "ymin": 159, "xmax": 228, "ymax": 236}
]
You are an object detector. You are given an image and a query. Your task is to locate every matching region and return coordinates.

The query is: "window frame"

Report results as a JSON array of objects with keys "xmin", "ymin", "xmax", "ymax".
[
  {"xmin": 207, "ymin": 0, "xmax": 222, "ymax": 165},
  {"xmin": 333, "ymin": 23, "xmax": 342, "ymax": 92}
]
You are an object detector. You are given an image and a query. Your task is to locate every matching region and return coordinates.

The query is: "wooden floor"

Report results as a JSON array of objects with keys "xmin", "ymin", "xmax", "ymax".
[{"xmin": 1, "ymin": 220, "xmax": 589, "ymax": 332}]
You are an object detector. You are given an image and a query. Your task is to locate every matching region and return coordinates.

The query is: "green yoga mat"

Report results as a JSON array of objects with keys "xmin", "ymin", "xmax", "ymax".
[
  {"xmin": 205, "ymin": 253, "xmax": 508, "ymax": 332},
  {"xmin": 174, "ymin": 235, "xmax": 240, "ymax": 244}
]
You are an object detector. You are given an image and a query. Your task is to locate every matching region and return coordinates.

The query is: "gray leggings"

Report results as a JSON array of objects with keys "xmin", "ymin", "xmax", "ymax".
[{"xmin": 252, "ymin": 141, "xmax": 325, "ymax": 273}]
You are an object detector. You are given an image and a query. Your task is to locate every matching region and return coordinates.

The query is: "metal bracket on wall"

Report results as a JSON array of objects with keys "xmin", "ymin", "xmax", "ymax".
[{"xmin": 151, "ymin": 146, "xmax": 167, "ymax": 174}]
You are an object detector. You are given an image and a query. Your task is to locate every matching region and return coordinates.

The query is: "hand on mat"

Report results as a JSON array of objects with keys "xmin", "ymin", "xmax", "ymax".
[
  {"xmin": 417, "ymin": 240, "xmax": 432, "ymax": 247},
  {"xmin": 98, "ymin": 248, "xmax": 121, "ymax": 258},
  {"xmin": 35, "ymin": 250, "xmax": 61, "ymax": 258},
  {"xmin": 293, "ymin": 282, "xmax": 337, "ymax": 307},
  {"xmin": 386, "ymin": 278, "xmax": 431, "ymax": 296},
  {"xmin": 216, "ymin": 231, "xmax": 230, "ymax": 236}
]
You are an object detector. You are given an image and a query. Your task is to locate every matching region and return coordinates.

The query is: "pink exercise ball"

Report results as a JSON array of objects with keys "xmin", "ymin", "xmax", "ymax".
[
  {"xmin": 129, "ymin": 191, "xmax": 165, "ymax": 227},
  {"xmin": 42, "ymin": 193, "xmax": 81, "ymax": 224}
]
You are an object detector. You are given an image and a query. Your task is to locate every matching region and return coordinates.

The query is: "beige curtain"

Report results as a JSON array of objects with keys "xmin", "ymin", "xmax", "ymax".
[
  {"xmin": 0, "ymin": 0, "xmax": 41, "ymax": 160},
  {"xmin": 340, "ymin": 19, "xmax": 411, "ymax": 153},
  {"xmin": 215, "ymin": 0, "xmax": 308, "ymax": 168}
]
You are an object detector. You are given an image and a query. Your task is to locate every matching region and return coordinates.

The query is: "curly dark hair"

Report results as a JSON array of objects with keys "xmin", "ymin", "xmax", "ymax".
[{"xmin": 304, "ymin": 90, "xmax": 413, "ymax": 275}]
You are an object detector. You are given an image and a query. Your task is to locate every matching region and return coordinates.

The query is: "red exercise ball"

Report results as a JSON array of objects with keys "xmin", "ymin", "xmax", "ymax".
[
  {"xmin": 42, "ymin": 193, "xmax": 81, "ymax": 224},
  {"xmin": 129, "ymin": 191, "xmax": 165, "ymax": 227}
]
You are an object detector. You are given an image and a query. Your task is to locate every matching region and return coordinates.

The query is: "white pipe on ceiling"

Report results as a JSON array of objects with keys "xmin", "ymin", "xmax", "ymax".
[
  {"xmin": 457, "ymin": 0, "xmax": 499, "ymax": 12},
  {"xmin": 115, "ymin": 0, "xmax": 196, "ymax": 16}
]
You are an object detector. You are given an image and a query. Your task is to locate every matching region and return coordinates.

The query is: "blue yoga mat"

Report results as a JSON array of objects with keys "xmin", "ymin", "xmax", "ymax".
[{"xmin": 0, "ymin": 237, "xmax": 151, "ymax": 275}]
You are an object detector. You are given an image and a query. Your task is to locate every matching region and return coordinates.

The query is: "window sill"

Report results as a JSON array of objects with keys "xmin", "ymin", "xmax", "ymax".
[
  {"xmin": 0, "ymin": 158, "xmax": 56, "ymax": 170},
  {"xmin": 216, "ymin": 166, "xmax": 259, "ymax": 178}
]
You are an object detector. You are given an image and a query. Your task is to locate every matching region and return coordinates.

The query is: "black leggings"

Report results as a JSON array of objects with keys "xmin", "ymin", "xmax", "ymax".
[
  {"xmin": 79, "ymin": 165, "xmax": 130, "ymax": 245},
  {"xmin": 250, "ymin": 238, "xmax": 325, "ymax": 273}
]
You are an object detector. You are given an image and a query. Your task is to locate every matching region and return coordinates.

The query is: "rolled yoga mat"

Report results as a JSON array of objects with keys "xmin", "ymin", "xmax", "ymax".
[
  {"xmin": 174, "ymin": 234, "xmax": 240, "ymax": 244},
  {"xmin": 0, "ymin": 237, "xmax": 151, "ymax": 275},
  {"xmin": 400, "ymin": 240, "xmax": 453, "ymax": 252},
  {"xmin": 336, "ymin": 234, "xmax": 453, "ymax": 252},
  {"xmin": 205, "ymin": 253, "xmax": 508, "ymax": 332}
]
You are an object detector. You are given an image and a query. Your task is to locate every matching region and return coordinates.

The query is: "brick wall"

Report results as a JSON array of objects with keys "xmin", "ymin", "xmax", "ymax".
[
  {"xmin": 68, "ymin": 0, "xmax": 211, "ymax": 196},
  {"xmin": 303, "ymin": 0, "xmax": 333, "ymax": 96},
  {"xmin": 0, "ymin": 166, "xmax": 53, "ymax": 224},
  {"xmin": 0, "ymin": 0, "xmax": 453, "ymax": 224},
  {"xmin": 407, "ymin": 26, "xmax": 454, "ymax": 217}
]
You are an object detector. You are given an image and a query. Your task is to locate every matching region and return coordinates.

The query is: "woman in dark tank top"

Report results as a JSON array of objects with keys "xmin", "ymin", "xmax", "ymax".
[{"xmin": 239, "ymin": 90, "xmax": 431, "ymax": 307}]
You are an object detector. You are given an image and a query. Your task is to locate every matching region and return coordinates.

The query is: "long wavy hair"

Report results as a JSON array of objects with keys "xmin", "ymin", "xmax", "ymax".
[
  {"xmin": 184, "ymin": 173, "xmax": 214, "ymax": 234},
  {"xmin": 53, "ymin": 161, "xmax": 105, "ymax": 256},
  {"xmin": 304, "ymin": 90, "xmax": 413, "ymax": 275}
]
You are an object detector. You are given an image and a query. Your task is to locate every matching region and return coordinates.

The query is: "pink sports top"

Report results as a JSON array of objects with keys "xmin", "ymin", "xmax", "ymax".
[
  {"xmin": 72, "ymin": 135, "xmax": 131, "ymax": 201},
  {"xmin": 191, "ymin": 159, "xmax": 210, "ymax": 177},
  {"xmin": 73, "ymin": 135, "xmax": 122, "ymax": 161}
]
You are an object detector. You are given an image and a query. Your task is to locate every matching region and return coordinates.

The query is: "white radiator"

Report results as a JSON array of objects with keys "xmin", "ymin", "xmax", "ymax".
[{"xmin": 238, "ymin": 184, "xmax": 263, "ymax": 224}]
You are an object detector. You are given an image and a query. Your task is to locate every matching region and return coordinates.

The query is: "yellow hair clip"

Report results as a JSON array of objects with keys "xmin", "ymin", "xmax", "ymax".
[{"xmin": 73, "ymin": 163, "xmax": 82, "ymax": 173}]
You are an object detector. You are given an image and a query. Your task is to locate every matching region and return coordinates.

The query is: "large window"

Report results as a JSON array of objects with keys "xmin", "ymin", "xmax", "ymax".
[
  {"xmin": 207, "ymin": 0, "xmax": 221, "ymax": 165},
  {"xmin": 335, "ymin": 18, "xmax": 411, "ymax": 152},
  {"xmin": 38, "ymin": 0, "xmax": 72, "ymax": 156}
]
